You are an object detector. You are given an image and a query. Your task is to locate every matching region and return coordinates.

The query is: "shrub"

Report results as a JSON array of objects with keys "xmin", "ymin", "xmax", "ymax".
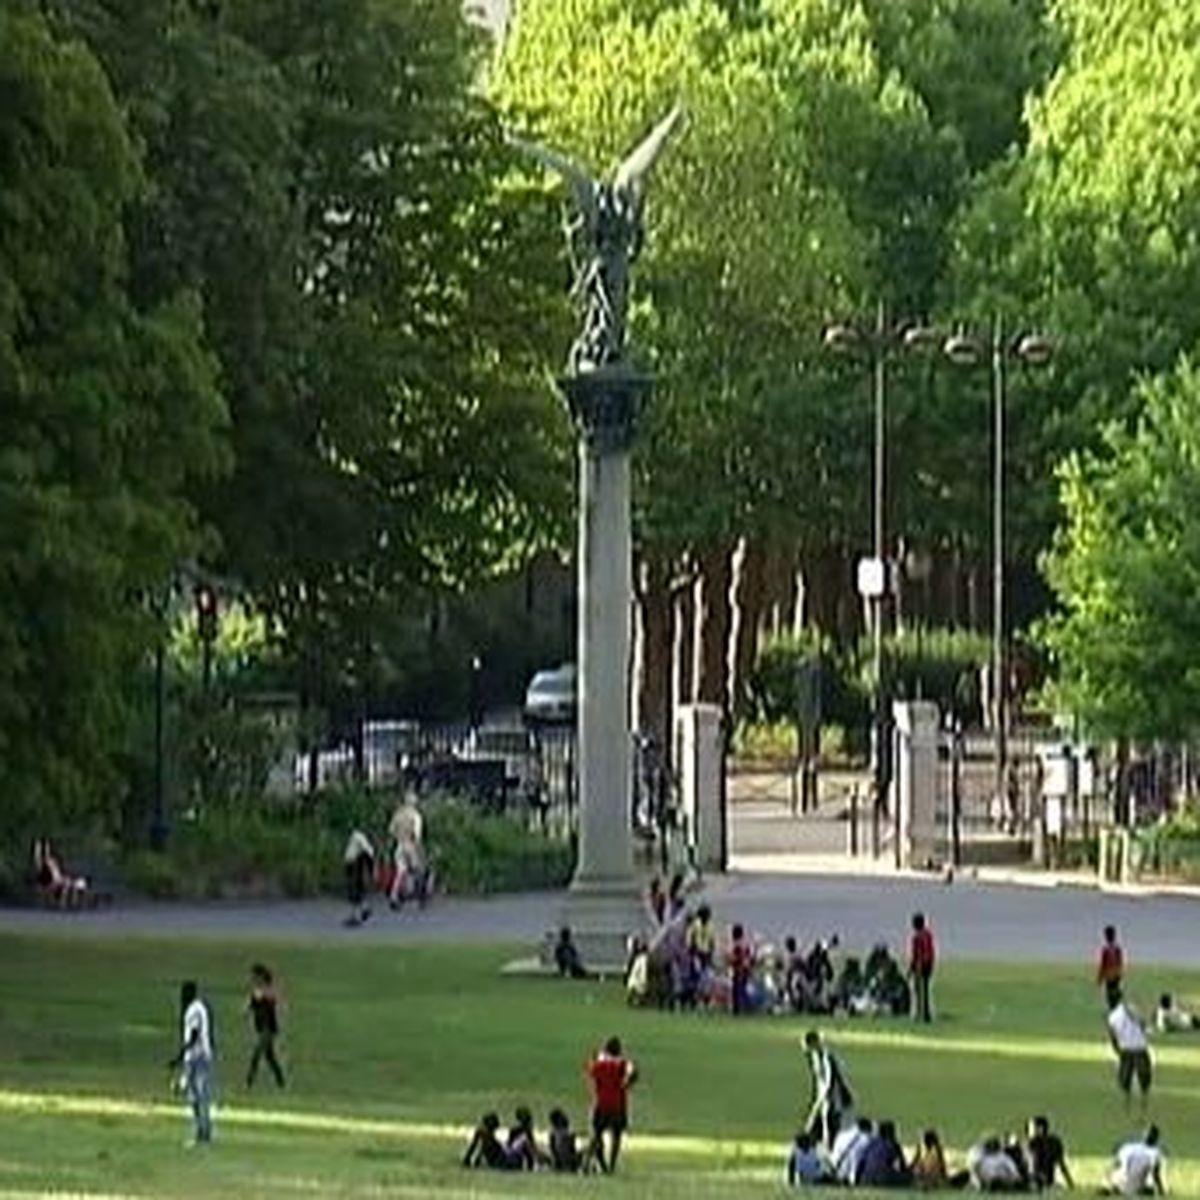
[
  {"xmin": 120, "ymin": 789, "xmax": 572, "ymax": 900},
  {"xmin": 881, "ymin": 627, "xmax": 990, "ymax": 725}
]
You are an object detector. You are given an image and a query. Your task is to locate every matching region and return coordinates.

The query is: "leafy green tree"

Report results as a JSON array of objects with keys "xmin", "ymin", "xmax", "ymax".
[
  {"xmin": 1040, "ymin": 358, "xmax": 1200, "ymax": 740},
  {"xmin": 0, "ymin": 3, "xmax": 225, "ymax": 848}
]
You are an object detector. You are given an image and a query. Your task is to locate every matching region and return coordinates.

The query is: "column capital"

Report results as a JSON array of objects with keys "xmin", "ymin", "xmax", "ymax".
[{"xmin": 560, "ymin": 366, "xmax": 653, "ymax": 454}]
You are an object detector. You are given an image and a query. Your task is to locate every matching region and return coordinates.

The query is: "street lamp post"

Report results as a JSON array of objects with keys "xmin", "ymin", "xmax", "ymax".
[
  {"xmin": 944, "ymin": 319, "xmax": 1053, "ymax": 823},
  {"xmin": 825, "ymin": 306, "xmax": 937, "ymax": 860}
]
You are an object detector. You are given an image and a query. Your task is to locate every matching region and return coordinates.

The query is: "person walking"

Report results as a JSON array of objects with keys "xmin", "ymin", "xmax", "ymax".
[
  {"xmin": 803, "ymin": 1030, "xmax": 854, "ymax": 1148},
  {"xmin": 342, "ymin": 826, "xmax": 375, "ymax": 927},
  {"xmin": 169, "ymin": 980, "xmax": 215, "ymax": 1146},
  {"xmin": 909, "ymin": 912, "xmax": 936, "ymax": 1023},
  {"xmin": 245, "ymin": 963, "xmax": 285, "ymax": 1089},
  {"xmin": 1107, "ymin": 993, "xmax": 1153, "ymax": 1113}
]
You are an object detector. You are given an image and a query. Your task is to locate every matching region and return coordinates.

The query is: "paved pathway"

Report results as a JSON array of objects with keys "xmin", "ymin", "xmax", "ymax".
[{"xmin": 2, "ymin": 871, "xmax": 1198, "ymax": 967}]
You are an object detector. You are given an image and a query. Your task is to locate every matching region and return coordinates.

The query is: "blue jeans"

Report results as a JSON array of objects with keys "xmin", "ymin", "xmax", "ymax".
[{"xmin": 185, "ymin": 1055, "xmax": 213, "ymax": 1142}]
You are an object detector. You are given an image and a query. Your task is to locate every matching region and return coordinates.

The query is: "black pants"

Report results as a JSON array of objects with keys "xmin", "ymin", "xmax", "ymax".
[
  {"xmin": 248, "ymin": 1030, "xmax": 285, "ymax": 1087},
  {"xmin": 914, "ymin": 968, "xmax": 933, "ymax": 1022}
]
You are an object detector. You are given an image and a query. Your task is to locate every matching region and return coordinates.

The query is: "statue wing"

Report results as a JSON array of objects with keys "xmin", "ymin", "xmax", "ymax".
[
  {"xmin": 506, "ymin": 133, "xmax": 596, "ymax": 219},
  {"xmin": 613, "ymin": 105, "xmax": 685, "ymax": 199}
]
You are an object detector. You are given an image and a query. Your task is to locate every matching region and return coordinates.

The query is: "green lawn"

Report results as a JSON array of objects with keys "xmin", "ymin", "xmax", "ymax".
[{"xmin": 0, "ymin": 932, "xmax": 1198, "ymax": 1197}]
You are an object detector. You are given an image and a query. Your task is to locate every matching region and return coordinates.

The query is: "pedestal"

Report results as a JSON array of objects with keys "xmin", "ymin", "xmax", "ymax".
[
  {"xmin": 557, "ymin": 367, "xmax": 652, "ymax": 970},
  {"xmin": 893, "ymin": 700, "xmax": 941, "ymax": 868}
]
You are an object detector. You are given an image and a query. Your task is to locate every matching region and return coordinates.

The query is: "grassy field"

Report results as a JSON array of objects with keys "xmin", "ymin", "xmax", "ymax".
[{"xmin": 0, "ymin": 931, "xmax": 1198, "ymax": 1197}]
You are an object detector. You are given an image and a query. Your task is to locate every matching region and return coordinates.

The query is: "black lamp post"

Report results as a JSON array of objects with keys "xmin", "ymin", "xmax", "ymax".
[
  {"xmin": 823, "ymin": 306, "xmax": 939, "ymax": 859},
  {"xmin": 941, "ymin": 318, "xmax": 1054, "ymax": 823}
]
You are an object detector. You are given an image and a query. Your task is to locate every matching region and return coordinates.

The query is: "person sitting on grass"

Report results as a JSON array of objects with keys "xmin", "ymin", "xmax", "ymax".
[
  {"xmin": 625, "ymin": 936, "xmax": 650, "ymax": 1006},
  {"xmin": 547, "ymin": 1108, "xmax": 582, "ymax": 1173},
  {"xmin": 462, "ymin": 1112, "xmax": 512, "ymax": 1170},
  {"xmin": 786, "ymin": 1130, "xmax": 833, "ymax": 1186},
  {"xmin": 1105, "ymin": 1125, "xmax": 1166, "ymax": 1196},
  {"xmin": 1154, "ymin": 993, "xmax": 1197, "ymax": 1033},
  {"xmin": 832, "ymin": 956, "xmax": 866, "ymax": 1014},
  {"xmin": 831, "ymin": 1117, "xmax": 873, "ymax": 1185},
  {"xmin": 911, "ymin": 1128, "xmax": 949, "ymax": 1190},
  {"xmin": 554, "ymin": 927, "xmax": 589, "ymax": 979},
  {"xmin": 1027, "ymin": 1115, "xmax": 1074, "ymax": 1190},
  {"xmin": 856, "ymin": 1119, "xmax": 911, "ymax": 1188},
  {"xmin": 967, "ymin": 1135, "xmax": 1024, "ymax": 1191},
  {"xmin": 505, "ymin": 1106, "xmax": 547, "ymax": 1170},
  {"xmin": 1004, "ymin": 1132, "xmax": 1032, "ymax": 1190},
  {"xmin": 803, "ymin": 939, "xmax": 836, "ymax": 1013}
]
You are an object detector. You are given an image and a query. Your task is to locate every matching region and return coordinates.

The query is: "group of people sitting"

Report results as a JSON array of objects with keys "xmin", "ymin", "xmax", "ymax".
[
  {"xmin": 789, "ymin": 1114, "xmax": 1163, "ymax": 1194},
  {"xmin": 625, "ymin": 895, "xmax": 913, "ymax": 1019},
  {"xmin": 462, "ymin": 1106, "xmax": 588, "ymax": 1173}
]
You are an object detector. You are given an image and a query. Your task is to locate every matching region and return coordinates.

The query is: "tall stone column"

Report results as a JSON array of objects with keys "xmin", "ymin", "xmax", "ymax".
[{"xmin": 559, "ymin": 367, "xmax": 651, "ymax": 969}]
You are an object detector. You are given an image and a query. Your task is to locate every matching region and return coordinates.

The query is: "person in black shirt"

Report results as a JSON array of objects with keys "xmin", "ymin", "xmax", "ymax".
[
  {"xmin": 548, "ymin": 1108, "xmax": 582, "ymax": 1172},
  {"xmin": 554, "ymin": 927, "xmax": 589, "ymax": 979},
  {"xmin": 1027, "ymin": 1115, "xmax": 1074, "ymax": 1190},
  {"xmin": 462, "ymin": 1112, "xmax": 513, "ymax": 1169},
  {"xmin": 246, "ymin": 963, "xmax": 285, "ymax": 1088}
]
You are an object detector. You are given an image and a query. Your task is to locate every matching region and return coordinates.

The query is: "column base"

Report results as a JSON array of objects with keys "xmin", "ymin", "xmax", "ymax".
[{"xmin": 550, "ymin": 878, "xmax": 646, "ymax": 974}]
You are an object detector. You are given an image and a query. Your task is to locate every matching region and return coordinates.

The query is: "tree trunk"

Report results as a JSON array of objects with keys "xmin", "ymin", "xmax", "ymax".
[
  {"xmin": 696, "ymin": 542, "xmax": 734, "ymax": 710},
  {"xmin": 730, "ymin": 538, "xmax": 766, "ymax": 715},
  {"xmin": 636, "ymin": 553, "xmax": 673, "ymax": 757},
  {"xmin": 762, "ymin": 541, "xmax": 798, "ymax": 639},
  {"xmin": 673, "ymin": 576, "xmax": 696, "ymax": 712}
]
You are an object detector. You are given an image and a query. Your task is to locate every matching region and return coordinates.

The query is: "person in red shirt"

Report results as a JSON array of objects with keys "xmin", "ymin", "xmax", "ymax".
[
  {"xmin": 909, "ymin": 912, "xmax": 936, "ymax": 1023},
  {"xmin": 729, "ymin": 923, "xmax": 755, "ymax": 1015},
  {"xmin": 586, "ymin": 1036, "xmax": 637, "ymax": 1173},
  {"xmin": 1097, "ymin": 924, "xmax": 1124, "ymax": 1010}
]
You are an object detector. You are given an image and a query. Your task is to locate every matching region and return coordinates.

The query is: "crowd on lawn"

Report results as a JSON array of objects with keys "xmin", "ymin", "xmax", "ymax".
[{"xmin": 621, "ymin": 877, "xmax": 937, "ymax": 1022}]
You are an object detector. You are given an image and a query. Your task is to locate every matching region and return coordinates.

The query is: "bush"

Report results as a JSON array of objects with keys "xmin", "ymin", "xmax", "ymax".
[
  {"xmin": 425, "ymin": 800, "xmax": 573, "ymax": 894},
  {"xmin": 743, "ymin": 631, "xmax": 870, "ymax": 736},
  {"xmin": 1133, "ymin": 805, "xmax": 1200, "ymax": 881},
  {"xmin": 120, "ymin": 790, "xmax": 573, "ymax": 900},
  {"xmin": 881, "ymin": 628, "xmax": 990, "ymax": 725}
]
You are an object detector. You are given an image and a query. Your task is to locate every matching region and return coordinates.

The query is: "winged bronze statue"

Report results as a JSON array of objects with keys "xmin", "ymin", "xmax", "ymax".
[{"xmin": 508, "ymin": 106, "xmax": 684, "ymax": 373}]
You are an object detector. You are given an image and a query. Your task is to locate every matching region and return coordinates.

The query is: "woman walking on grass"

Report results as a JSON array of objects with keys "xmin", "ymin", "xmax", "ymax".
[{"xmin": 246, "ymin": 963, "xmax": 285, "ymax": 1089}]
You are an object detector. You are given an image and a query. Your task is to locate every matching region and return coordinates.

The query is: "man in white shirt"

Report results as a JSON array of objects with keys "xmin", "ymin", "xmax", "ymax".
[
  {"xmin": 169, "ymin": 980, "xmax": 214, "ymax": 1145},
  {"xmin": 1107, "ymin": 995, "xmax": 1153, "ymax": 1111},
  {"xmin": 1108, "ymin": 1125, "xmax": 1166, "ymax": 1196},
  {"xmin": 967, "ymin": 1136, "xmax": 1022, "ymax": 1191},
  {"xmin": 387, "ymin": 795, "xmax": 427, "ymax": 908},
  {"xmin": 830, "ymin": 1117, "xmax": 873, "ymax": 1185}
]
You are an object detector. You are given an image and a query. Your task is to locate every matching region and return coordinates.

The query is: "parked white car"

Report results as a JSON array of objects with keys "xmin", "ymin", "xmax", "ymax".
[{"xmin": 523, "ymin": 663, "xmax": 576, "ymax": 724}]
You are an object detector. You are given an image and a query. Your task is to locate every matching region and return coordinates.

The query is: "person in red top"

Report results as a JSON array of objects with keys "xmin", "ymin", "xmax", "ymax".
[
  {"xmin": 586, "ymin": 1036, "xmax": 637, "ymax": 1173},
  {"xmin": 909, "ymin": 912, "xmax": 936, "ymax": 1023},
  {"xmin": 729, "ymin": 923, "xmax": 755, "ymax": 1015},
  {"xmin": 1097, "ymin": 924, "xmax": 1124, "ymax": 1010}
]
